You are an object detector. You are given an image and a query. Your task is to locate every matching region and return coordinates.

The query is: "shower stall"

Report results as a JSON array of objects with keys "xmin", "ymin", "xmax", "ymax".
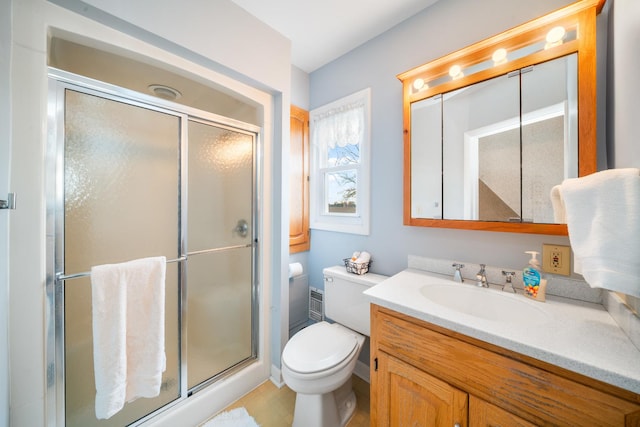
[{"xmin": 46, "ymin": 70, "xmax": 260, "ymax": 426}]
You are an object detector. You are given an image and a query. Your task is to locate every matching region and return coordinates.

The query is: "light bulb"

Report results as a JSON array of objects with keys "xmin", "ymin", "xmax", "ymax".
[
  {"xmin": 492, "ymin": 48, "xmax": 507, "ymax": 65},
  {"xmin": 449, "ymin": 65, "xmax": 463, "ymax": 80},
  {"xmin": 413, "ymin": 78, "xmax": 426, "ymax": 91},
  {"xmin": 545, "ymin": 26, "xmax": 566, "ymax": 49}
]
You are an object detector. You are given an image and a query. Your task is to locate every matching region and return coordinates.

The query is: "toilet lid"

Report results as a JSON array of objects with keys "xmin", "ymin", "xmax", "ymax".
[{"xmin": 282, "ymin": 322, "xmax": 358, "ymax": 374}]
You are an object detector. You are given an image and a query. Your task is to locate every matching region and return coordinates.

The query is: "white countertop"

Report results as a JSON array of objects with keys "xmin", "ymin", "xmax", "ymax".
[{"xmin": 364, "ymin": 268, "xmax": 640, "ymax": 394}]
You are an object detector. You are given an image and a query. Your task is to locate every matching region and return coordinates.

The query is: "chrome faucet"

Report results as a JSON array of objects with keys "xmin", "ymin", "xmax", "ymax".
[
  {"xmin": 502, "ymin": 270, "xmax": 516, "ymax": 293},
  {"xmin": 452, "ymin": 263, "xmax": 464, "ymax": 283},
  {"xmin": 476, "ymin": 264, "xmax": 489, "ymax": 287}
]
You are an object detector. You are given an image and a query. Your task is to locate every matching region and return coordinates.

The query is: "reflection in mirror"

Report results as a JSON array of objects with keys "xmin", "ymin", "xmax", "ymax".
[
  {"xmin": 522, "ymin": 54, "xmax": 578, "ymax": 223},
  {"xmin": 410, "ymin": 95, "xmax": 442, "ymax": 219},
  {"xmin": 410, "ymin": 53, "xmax": 577, "ymax": 224},
  {"xmin": 443, "ymin": 72, "xmax": 519, "ymax": 221}
]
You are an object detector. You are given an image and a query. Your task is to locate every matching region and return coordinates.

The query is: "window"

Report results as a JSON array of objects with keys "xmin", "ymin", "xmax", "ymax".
[{"xmin": 310, "ymin": 88, "xmax": 371, "ymax": 235}]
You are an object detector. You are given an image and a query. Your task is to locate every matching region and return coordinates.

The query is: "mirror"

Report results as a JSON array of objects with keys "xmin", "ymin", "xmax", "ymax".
[
  {"xmin": 412, "ymin": 54, "xmax": 578, "ymax": 223},
  {"xmin": 399, "ymin": 0, "xmax": 603, "ymax": 235}
]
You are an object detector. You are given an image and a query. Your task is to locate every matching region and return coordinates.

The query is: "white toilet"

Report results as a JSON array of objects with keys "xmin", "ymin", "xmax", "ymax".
[{"xmin": 281, "ymin": 266, "xmax": 387, "ymax": 427}]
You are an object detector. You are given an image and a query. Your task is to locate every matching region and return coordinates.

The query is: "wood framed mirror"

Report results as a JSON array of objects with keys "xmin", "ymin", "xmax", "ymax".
[{"xmin": 398, "ymin": 0, "xmax": 605, "ymax": 235}]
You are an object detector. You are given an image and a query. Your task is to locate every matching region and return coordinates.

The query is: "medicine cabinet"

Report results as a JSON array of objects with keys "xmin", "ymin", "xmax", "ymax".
[{"xmin": 398, "ymin": 0, "xmax": 605, "ymax": 235}]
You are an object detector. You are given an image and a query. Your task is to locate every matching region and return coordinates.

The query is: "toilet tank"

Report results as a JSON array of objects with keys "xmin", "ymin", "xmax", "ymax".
[{"xmin": 323, "ymin": 266, "xmax": 388, "ymax": 336}]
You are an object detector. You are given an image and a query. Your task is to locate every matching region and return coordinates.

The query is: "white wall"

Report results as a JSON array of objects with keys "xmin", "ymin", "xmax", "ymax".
[
  {"xmin": 7, "ymin": 0, "xmax": 290, "ymax": 425},
  {"xmin": 0, "ymin": 0, "xmax": 12, "ymax": 426},
  {"xmin": 608, "ymin": 0, "xmax": 640, "ymax": 312},
  {"xmin": 56, "ymin": 0, "xmax": 290, "ymax": 91},
  {"xmin": 291, "ymin": 65, "xmax": 310, "ymax": 110},
  {"xmin": 610, "ymin": 0, "xmax": 640, "ymax": 168}
]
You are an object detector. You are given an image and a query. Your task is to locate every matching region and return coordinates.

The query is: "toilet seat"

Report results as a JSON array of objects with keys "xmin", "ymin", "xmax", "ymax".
[{"xmin": 282, "ymin": 322, "xmax": 359, "ymax": 374}]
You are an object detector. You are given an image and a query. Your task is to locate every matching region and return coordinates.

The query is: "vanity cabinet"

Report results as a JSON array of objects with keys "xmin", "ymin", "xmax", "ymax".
[
  {"xmin": 370, "ymin": 305, "xmax": 640, "ymax": 426},
  {"xmin": 376, "ymin": 351, "xmax": 468, "ymax": 426},
  {"xmin": 470, "ymin": 397, "xmax": 536, "ymax": 427}
]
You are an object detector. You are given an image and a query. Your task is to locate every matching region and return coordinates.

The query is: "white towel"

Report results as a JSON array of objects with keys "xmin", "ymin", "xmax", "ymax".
[
  {"xmin": 550, "ymin": 168, "xmax": 640, "ymax": 297},
  {"xmin": 91, "ymin": 256, "xmax": 167, "ymax": 419},
  {"xmin": 203, "ymin": 407, "xmax": 259, "ymax": 427},
  {"xmin": 550, "ymin": 185, "xmax": 567, "ymax": 223}
]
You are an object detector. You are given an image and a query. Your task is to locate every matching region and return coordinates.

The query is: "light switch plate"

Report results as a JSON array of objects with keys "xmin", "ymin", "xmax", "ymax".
[{"xmin": 542, "ymin": 244, "xmax": 571, "ymax": 276}]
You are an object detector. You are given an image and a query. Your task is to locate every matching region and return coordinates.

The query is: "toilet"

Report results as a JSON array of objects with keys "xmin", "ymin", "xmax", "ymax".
[{"xmin": 282, "ymin": 266, "xmax": 387, "ymax": 427}]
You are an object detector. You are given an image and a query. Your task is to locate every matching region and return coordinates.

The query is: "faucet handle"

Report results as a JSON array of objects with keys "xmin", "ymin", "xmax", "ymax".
[
  {"xmin": 501, "ymin": 270, "xmax": 516, "ymax": 292},
  {"xmin": 452, "ymin": 263, "xmax": 464, "ymax": 283},
  {"xmin": 476, "ymin": 264, "xmax": 489, "ymax": 287},
  {"xmin": 502, "ymin": 270, "xmax": 515, "ymax": 282}
]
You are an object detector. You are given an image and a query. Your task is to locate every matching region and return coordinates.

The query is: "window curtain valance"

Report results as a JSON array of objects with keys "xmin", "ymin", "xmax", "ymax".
[{"xmin": 311, "ymin": 101, "xmax": 365, "ymax": 149}]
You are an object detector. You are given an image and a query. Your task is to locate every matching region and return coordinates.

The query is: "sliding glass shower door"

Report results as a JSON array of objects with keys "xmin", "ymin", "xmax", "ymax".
[
  {"xmin": 49, "ymin": 76, "xmax": 259, "ymax": 426},
  {"xmin": 61, "ymin": 89, "xmax": 181, "ymax": 427}
]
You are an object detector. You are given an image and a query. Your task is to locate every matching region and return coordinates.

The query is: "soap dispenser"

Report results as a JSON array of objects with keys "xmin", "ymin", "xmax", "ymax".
[{"xmin": 523, "ymin": 251, "xmax": 547, "ymax": 302}]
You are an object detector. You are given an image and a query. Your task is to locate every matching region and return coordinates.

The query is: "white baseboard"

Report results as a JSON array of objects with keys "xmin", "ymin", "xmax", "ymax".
[
  {"xmin": 353, "ymin": 360, "xmax": 370, "ymax": 383},
  {"xmin": 270, "ymin": 363, "xmax": 285, "ymax": 388}
]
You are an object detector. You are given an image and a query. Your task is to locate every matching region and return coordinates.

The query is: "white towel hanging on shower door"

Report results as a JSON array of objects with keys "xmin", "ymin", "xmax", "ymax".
[{"xmin": 91, "ymin": 256, "xmax": 167, "ymax": 419}]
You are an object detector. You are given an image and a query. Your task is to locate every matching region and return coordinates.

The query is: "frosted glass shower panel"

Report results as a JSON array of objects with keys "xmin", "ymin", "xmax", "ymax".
[
  {"xmin": 63, "ymin": 90, "xmax": 181, "ymax": 426},
  {"xmin": 64, "ymin": 89, "xmax": 180, "ymax": 273},
  {"xmin": 188, "ymin": 120, "xmax": 254, "ymax": 251},
  {"xmin": 186, "ymin": 247, "xmax": 254, "ymax": 389}
]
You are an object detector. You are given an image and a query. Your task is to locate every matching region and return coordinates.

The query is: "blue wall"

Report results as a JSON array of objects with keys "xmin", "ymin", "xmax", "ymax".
[{"xmin": 306, "ymin": 0, "xmax": 582, "ymax": 288}]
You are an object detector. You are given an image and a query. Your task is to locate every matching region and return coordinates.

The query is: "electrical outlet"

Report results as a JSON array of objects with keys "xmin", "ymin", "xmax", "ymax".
[{"xmin": 542, "ymin": 244, "xmax": 571, "ymax": 276}]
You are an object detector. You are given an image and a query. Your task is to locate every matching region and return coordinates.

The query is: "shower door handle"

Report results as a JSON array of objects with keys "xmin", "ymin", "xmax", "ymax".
[{"xmin": 234, "ymin": 219, "xmax": 249, "ymax": 238}]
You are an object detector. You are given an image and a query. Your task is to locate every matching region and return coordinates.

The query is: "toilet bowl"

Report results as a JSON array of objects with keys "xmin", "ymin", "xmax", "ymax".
[
  {"xmin": 281, "ymin": 266, "xmax": 388, "ymax": 427},
  {"xmin": 282, "ymin": 322, "xmax": 364, "ymax": 427}
]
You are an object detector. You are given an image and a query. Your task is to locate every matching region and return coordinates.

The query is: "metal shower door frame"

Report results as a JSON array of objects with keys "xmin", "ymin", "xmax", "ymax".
[{"xmin": 45, "ymin": 69, "xmax": 261, "ymax": 427}]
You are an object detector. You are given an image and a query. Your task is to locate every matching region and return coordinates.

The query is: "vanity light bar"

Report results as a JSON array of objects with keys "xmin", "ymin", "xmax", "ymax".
[{"xmin": 409, "ymin": 25, "xmax": 576, "ymax": 95}]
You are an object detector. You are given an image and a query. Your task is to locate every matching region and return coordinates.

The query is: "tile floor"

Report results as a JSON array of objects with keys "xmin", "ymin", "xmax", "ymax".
[{"xmin": 209, "ymin": 375, "xmax": 370, "ymax": 427}]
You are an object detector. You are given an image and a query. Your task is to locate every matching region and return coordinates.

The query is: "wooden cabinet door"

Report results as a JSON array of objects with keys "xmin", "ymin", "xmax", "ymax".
[
  {"xmin": 469, "ymin": 396, "xmax": 537, "ymax": 427},
  {"xmin": 376, "ymin": 351, "xmax": 468, "ymax": 427},
  {"xmin": 289, "ymin": 105, "xmax": 310, "ymax": 253}
]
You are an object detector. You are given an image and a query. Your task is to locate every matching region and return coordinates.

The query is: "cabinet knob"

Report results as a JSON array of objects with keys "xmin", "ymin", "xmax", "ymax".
[{"xmin": 454, "ymin": 424, "xmax": 461, "ymax": 427}]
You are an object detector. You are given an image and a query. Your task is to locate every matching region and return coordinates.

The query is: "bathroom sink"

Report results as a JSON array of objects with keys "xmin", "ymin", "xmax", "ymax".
[{"xmin": 419, "ymin": 284, "xmax": 550, "ymax": 323}]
